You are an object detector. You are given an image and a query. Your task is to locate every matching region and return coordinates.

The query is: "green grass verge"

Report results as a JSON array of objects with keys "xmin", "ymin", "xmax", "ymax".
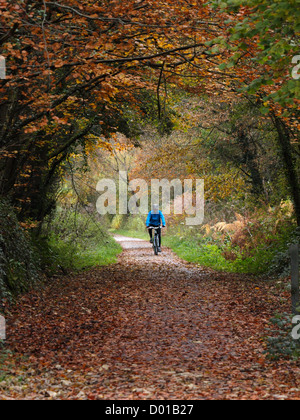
[
  {"xmin": 164, "ymin": 235, "xmax": 289, "ymax": 275},
  {"xmin": 68, "ymin": 239, "xmax": 122, "ymax": 271},
  {"xmin": 163, "ymin": 235, "xmax": 230, "ymax": 270},
  {"xmin": 37, "ymin": 234, "xmax": 122, "ymax": 275}
]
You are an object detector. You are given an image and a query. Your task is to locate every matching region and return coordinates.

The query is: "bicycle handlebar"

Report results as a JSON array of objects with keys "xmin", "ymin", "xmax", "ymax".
[{"xmin": 147, "ymin": 226, "xmax": 165, "ymax": 229}]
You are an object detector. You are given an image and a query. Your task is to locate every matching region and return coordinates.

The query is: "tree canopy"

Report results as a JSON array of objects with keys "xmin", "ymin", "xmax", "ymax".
[{"xmin": 0, "ymin": 0, "xmax": 299, "ymax": 223}]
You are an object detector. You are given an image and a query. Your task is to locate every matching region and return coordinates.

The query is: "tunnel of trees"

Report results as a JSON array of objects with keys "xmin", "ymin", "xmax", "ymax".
[{"xmin": 0, "ymin": 0, "xmax": 299, "ymax": 298}]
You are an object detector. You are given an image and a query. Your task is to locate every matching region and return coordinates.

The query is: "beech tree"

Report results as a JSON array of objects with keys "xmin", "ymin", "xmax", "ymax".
[
  {"xmin": 0, "ymin": 0, "xmax": 227, "ymax": 221},
  {"xmin": 210, "ymin": 0, "xmax": 300, "ymax": 224}
]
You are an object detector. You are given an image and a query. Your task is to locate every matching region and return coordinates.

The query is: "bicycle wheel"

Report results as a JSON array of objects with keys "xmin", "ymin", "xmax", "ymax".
[{"xmin": 153, "ymin": 235, "xmax": 159, "ymax": 255}]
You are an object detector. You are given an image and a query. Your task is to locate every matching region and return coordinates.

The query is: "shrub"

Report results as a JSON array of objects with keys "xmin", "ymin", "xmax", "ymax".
[
  {"xmin": 40, "ymin": 207, "xmax": 122, "ymax": 272},
  {"xmin": 124, "ymin": 216, "xmax": 146, "ymax": 231},
  {"xmin": 111, "ymin": 214, "xmax": 126, "ymax": 230},
  {"xmin": 165, "ymin": 202, "xmax": 298, "ymax": 275},
  {"xmin": 0, "ymin": 200, "xmax": 39, "ymax": 302}
]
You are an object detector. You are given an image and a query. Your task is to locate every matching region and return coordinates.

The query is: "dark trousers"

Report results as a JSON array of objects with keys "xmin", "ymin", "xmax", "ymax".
[{"xmin": 148, "ymin": 227, "xmax": 161, "ymax": 246}]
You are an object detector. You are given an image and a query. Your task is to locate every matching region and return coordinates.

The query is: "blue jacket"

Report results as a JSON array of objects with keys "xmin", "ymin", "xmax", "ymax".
[{"xmin": 146, "ymin": 211, "xmax": 166, "ymax": 227}]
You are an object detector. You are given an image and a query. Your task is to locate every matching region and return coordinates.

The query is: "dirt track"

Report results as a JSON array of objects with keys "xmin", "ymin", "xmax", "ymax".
[{"xmin": 1, "ymin": 236, "xmax": 300, "ymax": 400}]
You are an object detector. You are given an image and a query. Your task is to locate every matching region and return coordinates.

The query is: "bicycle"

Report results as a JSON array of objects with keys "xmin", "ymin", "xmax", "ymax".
[{"xmin": 148, "ymin": 226, "xmax": 162, "ymax": 256}]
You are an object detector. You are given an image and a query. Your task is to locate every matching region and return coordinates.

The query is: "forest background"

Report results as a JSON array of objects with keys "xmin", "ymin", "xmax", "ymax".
[{"xmin": 0, "ymin": 0, "xmax": 299, "ymax": 339}]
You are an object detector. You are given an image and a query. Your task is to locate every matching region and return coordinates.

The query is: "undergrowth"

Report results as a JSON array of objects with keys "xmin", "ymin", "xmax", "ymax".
[
  {"xmin": 0, "ymin": 201, "xmax": 121, "ymax": 301},
  {"xmin": 0, "ymin": 200, "xmax": 39, "ymax": 303},
  {"xmin": 265, "ymin": 313, "xmax": 300, "ymax": 360},
  {"xmin": 39, "ymin": 207, "xmax": 122, "ymax": 274}
]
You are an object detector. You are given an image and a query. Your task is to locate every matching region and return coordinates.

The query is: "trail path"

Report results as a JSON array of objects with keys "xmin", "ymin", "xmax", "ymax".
[{"xmin": 1, "ymin": 236, "xmax": 300, "ymax": 400}]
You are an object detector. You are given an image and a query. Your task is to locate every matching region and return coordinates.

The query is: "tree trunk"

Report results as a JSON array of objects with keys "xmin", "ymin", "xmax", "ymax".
[
  {"xmin": 271, "ymin": 113, "xmax": 300, "ymax": 226},
  {"xmin": 239, "ymin": 130, "xmax": 265, "ymax": 197}
]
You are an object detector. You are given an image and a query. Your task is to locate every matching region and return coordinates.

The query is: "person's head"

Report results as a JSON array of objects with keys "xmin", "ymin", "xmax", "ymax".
[{"xmin": 152, "ymin": 203, "xmax": 159, "ymax": 213}]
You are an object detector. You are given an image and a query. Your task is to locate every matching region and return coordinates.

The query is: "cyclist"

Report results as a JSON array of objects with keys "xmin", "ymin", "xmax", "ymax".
[{"xmin": 146, "ymin": 204, "xmax": 166, "ymax": 252}]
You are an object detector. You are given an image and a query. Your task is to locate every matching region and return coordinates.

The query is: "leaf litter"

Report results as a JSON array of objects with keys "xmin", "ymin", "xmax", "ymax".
[{"xmin": 0, "ymin": 240, "xmax": 300, "ymax": 400}]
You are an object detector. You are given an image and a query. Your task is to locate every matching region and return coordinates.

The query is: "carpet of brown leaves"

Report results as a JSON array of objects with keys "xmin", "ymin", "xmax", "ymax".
[{"xmin": 1, "ymin": 238, "xmax": 300, "ymax": 400}]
